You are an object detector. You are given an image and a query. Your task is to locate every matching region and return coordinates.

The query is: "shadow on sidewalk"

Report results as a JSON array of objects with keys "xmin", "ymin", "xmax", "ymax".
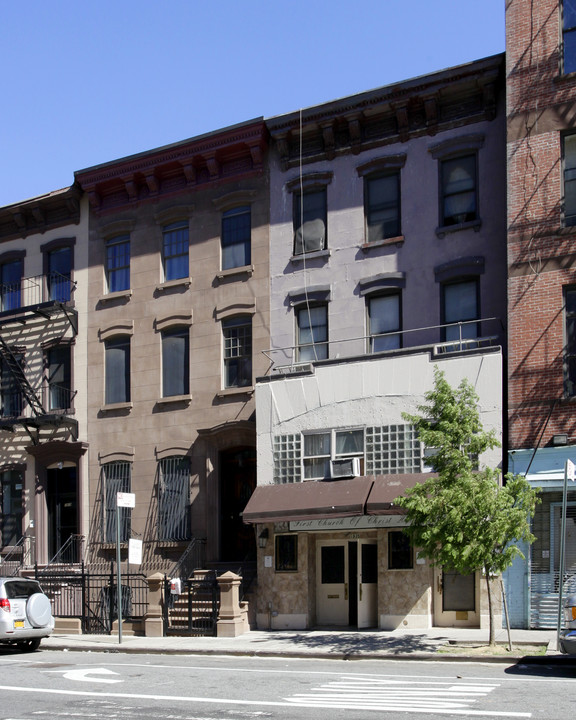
[{"xmin": 254, "ymin": 631, "xmax": 444, "ymax": 655}]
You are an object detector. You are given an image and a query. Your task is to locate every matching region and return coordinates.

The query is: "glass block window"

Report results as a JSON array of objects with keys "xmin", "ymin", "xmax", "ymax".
[
  {"xmin": 273, "ymin": 434, "xmax": 302, "ymax": 483},
  {"xmin": 365, "ymin": 424, "xmax": 422, "ymax": 474}
]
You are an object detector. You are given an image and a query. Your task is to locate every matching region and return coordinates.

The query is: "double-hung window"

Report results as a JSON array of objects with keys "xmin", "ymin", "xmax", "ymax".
[
  {"xmin": 293, "ymin": 189, "xmax": 327, "ymax": 255},
  {"xmin": 162, "ymin": 222, "xmax": 189, "ymax": 282},
  {"xmin": 46, "ymin": 345, "xmax": 71, "ymax": 411},
  {"xmin": 296, "ymin": 304, "xmax": 328, "ymax": 361},
  {"xmin": 1, "ymin": 469, "xmax": 23, "ymax": 547},
  {"xmin": 223, "ymin": 316, "xmax": 252, "ymax": 388},
  {"xmin": 158, "ymin": 456, "xmax": 190, "ymax": 541},
  {"xmin": 564, "ymin": 0, "xmax": 576, "ymax": 74},
  {"xmin": 106, "ymin": 235, "xmax": 130, "ymax": 293},
  {"xmin": 221, "ymin": 206, "xmax": 251, "ymax": 270},
  {"xmin": 105, "ymin": 336, "xmax": 130, "ymax": 405},
  {"xmin": 442, "ymin": 279, "xmax": 479, "ymax": 344},
  {"xmin": 368, "ymin": 293, "xmax": 401, "ymax": 352},
  {"xmin": 365, "ymin": 172, "xmax": 401, "ymax": 242},
  {"xmin": 564, "ymin": 133, "xmax": 576, "ymax": 226},
  {"xmin": 440, "ymin": 154, "xmax": 478, "ymax": 227},
  {"xmin": 162, "ymin": 327, "xmax": 189, "ymax": 397},
  {"xmin": 1, "ymin": 351, "xmax": 23, "ymax": 418},
  {"xmin": 303, "ymin": 429, "xmax": 364, "ymax": 480},
  {"xmin": 47, "ymin": 247, "xmax": 72, "ymax": 302},
  {"xmin": 564, "ymin": 287, "xmax": 576, "ymax": 396},
  {"xmin": 102, "ymin": 461, "xmax": 131, "ymax": 543}
]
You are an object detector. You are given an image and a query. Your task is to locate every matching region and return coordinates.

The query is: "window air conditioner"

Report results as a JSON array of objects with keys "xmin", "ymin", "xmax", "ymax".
[
  {"xmin": 272, "ymin": 363, "xmax": 315, "ymax": 376},
  {"xmin": 330, "ymin": 457, "xmax": 361, "ymax": 479}
]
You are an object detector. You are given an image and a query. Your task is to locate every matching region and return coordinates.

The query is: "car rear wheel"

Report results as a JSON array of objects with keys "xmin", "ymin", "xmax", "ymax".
[{"xmin": 16, "ymin": 638, "xmax": 41, "ymax": 652}]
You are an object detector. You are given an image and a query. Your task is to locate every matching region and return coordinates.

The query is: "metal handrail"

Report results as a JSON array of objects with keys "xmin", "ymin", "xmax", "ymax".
[
  {"xmin": 167, "ymin": 537, "xmax": 207, "ymax": 581},
  {"xmin": 0, "ymin": 534, "xmax": 35, "ymax": 576}
]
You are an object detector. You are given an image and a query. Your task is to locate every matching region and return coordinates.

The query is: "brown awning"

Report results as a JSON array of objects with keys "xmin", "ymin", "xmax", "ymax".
[
  {"xmin": 242, "ymin": 476, "xmax": 374, "ymax": 524},
  {"xmin": 366, "ymin": 473, "xmax": 435, "ymax": 515}
]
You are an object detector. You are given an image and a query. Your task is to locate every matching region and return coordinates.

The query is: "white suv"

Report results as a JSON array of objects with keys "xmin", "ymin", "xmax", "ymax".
[{"xmin": 0, "ymin": 577, "xmax": 54, "ymax": 651}]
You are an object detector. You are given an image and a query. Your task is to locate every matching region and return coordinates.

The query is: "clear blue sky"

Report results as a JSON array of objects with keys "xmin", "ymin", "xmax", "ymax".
[{"xmin": 1, "ymin": 1, "xmax": 504, "ymax": 208}]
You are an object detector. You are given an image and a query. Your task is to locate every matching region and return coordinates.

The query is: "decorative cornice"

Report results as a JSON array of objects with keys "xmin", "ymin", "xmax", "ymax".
[{"xmin": 0, "ymin": 186, "xmax": 81, "ymax": 243}]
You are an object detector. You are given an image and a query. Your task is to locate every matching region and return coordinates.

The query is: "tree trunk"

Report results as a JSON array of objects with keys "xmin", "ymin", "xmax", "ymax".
[{"xmin": 485, "ymin": 567, "xmax": 495, "ymax": 646}]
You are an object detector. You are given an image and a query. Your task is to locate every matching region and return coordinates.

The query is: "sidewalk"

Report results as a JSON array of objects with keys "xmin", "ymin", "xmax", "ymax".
[{"xmin": 40, "ymin": 626, "xmax": 569, "ymax": 663}]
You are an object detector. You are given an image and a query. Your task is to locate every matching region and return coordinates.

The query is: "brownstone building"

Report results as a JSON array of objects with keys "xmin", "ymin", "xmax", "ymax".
[
  {"xmin": 74, "ymin": 119, "xmax": 269, "ymax": 576},
  {"xmin": 506, "ymin": 0, "xmax": 576, "ymax": 627}
]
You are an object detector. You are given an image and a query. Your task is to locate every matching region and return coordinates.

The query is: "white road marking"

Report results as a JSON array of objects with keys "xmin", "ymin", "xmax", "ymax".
[
  {"xmin": 44, "ymin": 667, "xmax": 122, "ymax": 683},
  {"xmin": 0, "ymin": 682, "xmax": 531, "ymax": 718}
]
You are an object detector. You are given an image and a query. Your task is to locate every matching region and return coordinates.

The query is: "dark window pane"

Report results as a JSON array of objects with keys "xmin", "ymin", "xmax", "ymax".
[
  {"xmin": 106, "ymin": 236, "xmax": 130, "ymax": 292},
  {"xmin": 162, "ymin": 328, "xmax": 189, "ymax": 397},
  {"xmin": 297, "ymin": 305, "xmax": 328, "ymax": 361},
  {"xmin": 388, "ymin": 531, "xmax": 413, "ymax": 569},
  {"xmin": 163, "ymin": 223, "xmax": 189, "ymax": 281},
  {"xmin": 158, "ymin": 456, "xmax": 190, "ymax": 541},
  {"xmin": 48, "ymin": 247, "xmax": 72, "ymax": 301},
  {"xmin": 443, "ymin": 280, "xmax": 479, "ymax": 342},
  {"xmin": 441, "ymin": 155, "xmax": 477, "ymax": 226},
  {"xmin": 321, "ymin": 545, "xmax": 345, "ymax": 584},
  {"xmin": 1, "ymin": 470, "xmax": 23, "ymax": 546},
  {"xmin": 361, "ymin": 543, "xmax": 378, "ymax": 583},
  {"xmin": 369, "ymin": 294, "xmax": 401, "ymax": 352},
  {"xmin": 105, "ymin": 337, "xmax": 130, "ymax": 404},
  {"xmin": 366, "ymin": 173, "xmax": 400, "ymax": 241},
  {"xmin": 47, "ymin": 345, "xmax": 71, "ymax": 410},
  {"xmin": 222, "ymin": 207, "xmax": 251, "ymax": 269},
  {"xmin": 1, "ymin": 260, "xmax": 22, "ymax": 311},
  {"xmin": 275, "ymin": 535, "xmax": 298, "ymax": 571},
  {"xmin": 1, "ymin": 352, "xmax": 23, "ymax": 417},
  {"xmin": 565, "ymin": 0, "xmax": 576, "ymax": 28},
  {"xmin": 442, "ymin": 570, "xmax": 475, "ymax": 611}
]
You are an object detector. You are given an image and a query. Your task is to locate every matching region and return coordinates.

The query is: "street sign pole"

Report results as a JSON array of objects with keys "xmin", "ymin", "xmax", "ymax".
[
  {"xmin": 557, "ymin": 459, "xmax": 575, "ymax": 649},
  {"xmin": 116, "ymin": 492, "xmax": 136, "ymax": 646}
]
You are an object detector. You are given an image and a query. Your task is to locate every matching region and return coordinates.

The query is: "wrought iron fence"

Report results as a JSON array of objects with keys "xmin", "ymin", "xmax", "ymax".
[{"xmin": 164, "ymin": 572, "xmax": 219, "ymax": 637}]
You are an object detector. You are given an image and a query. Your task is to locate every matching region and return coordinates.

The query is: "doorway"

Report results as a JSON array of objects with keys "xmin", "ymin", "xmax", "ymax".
[
  {"xmin": 316, "ymin": 539, "xmax": 378, "ymax": 628},
  {"xmin": 219, "ymin": 446, "xmax": 256, "ymax": 562},
  {"xmin": 46, "ymin": 465, "xmax": 78, "ymax": 562},
  {"xmin": 433, "ymin": 567, "xmax": 479, "ymax": 627}
]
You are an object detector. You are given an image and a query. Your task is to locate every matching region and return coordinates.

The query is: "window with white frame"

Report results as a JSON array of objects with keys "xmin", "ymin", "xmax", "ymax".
[
  {"xmin": 296, "ymin": 304, "xmax": 328, "ymax": 361},
  {"xmin": 367, "ymin": 293, "xmax": 401, "ymax": 352},
  {"xmin": 222, "ymin": 316, "xmax": 252, "ymax": 388},
  {"xmin": 303, "ymin": 429, "xmax": 364, "ymax": 480},
  {"xmin": 564, "ymin": 0, "xmax": 576, "ymax": 74},
  {"xmin": 162, "ymin": 222, "xmax": 189, "ymax": 281},
  {"xmin": 157, "ymin": 456, "xmax": 190, "ymax": 541},
  {"xmin": 221, "ymin": 206, "xmax": 251, "ymax": 270},
  {"xmin": 102, "ymin": 461, "xmax": 131, "ymax": 543}
]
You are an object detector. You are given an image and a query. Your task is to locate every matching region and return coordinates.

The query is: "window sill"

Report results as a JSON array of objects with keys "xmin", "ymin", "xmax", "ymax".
[
  {"xmin": 361, "ymin": 235, "xmax": 405, "ymax": 251},
  {"xmin": 216, "ymin": 386, "xmax": 254, "ymax": 399},
  {"xmin": 156, "ymin": 539, "xmax": 189, "ymax": 549},
  {"xmin": 100, "ymin": 542, "xmax": 128, "ymax": 551},
  {"xmin": 554, "ymin": 71, "xmax": 576, "ymax": 84},
  {"xmin": 156, "ymin": 278, "xmax": 191, "ymax": 293},
  {"xmin": 215, "ymin": 265, "xmax": 254, "ymax": 281},
  {"xmin": 100, "ymin": 401, "xmax": 133, "ymax": 412},
  {"xmin": 436, "ymin": 219, "xmax": 481, "ymax": 238},
  {"xmin": 98, "ymin": 289, "xmax": 132, "ymax": 304},
  {"xmin": 290, "ymin": 249, "xmax": 331, "ymax": 264},
  {"xmin": 156, "ymin": 394, "xmax": 192, "ymax": 405}
]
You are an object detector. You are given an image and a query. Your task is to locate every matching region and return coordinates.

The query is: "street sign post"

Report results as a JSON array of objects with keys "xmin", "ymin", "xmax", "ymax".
[
  {"xmin": 557, "ymin": 460, "xmax": 575, "ymax": 648},
  {"xmin": 116, "ymin": 492, "xmax": 135, "ymax": 645}
]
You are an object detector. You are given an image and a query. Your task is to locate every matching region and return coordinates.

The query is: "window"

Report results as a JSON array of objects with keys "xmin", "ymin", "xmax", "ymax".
[
  {"xmin": 222, "ymin": 206, "xmax": 251, "ymax": 270},
  {"xmin": 102, "ymin": 461, "xmax": 131, "ymax": 543},
  {"xmin": 158, "ymin": 456, "xmax": 190, "ymax": 541},
  {"xmin": 47, "ymin": 247, "xmax": 72, "ymax": 302},
  {"xmin": 293, "ymin": 189, "xmax": 327, "ymax": 255},
  {"xmin": 442, "ymin": 279, "xmax": 479, "ymax": 343},
  {"xmin": 0, "ymin": 351, "xmax": 23, "ymax": 418},
  {"xmin": 222, "ymin": 316, "xmax": 252, "ymax": 388},
  {"xmin": 388, "ymin": 531, "xmax": 413, "ymax": 570},
  {"xmin": 564, "ymin": 0, "xmax": 576, "ymax": 74},
  {"xmin": 162, "ymin": 327, "xmax": 189, "ymax": 397},
  {"xmin": 275, "ymin": 535, "xmax": 298, "ymax": 572},
  {"xmin": 162, "ymin": 222, "xmax": 189, "ymax": 281},
  {"xmin": 46, "ymin": 345, "xmax": 71, "ymax": 411},
  {"xmin": 1, "ymin": 469, "xmax": 23, "ymax": 547},
  {"xmin": 565, "ymin": 287, "xmax": 576, "ymax": 395},
  {"xmin": 365, "ymin": 425, "xmax": 422, "ymax": 474},
  {"xmin": 564, "ymin": 134, "xmax": 576, "ymax": 226},
  {"xmin": 365, "ymin": 172, "xmax": 400, "ymax": 242},
  {"xmin": 296, "ymin": 304, "xmax": 328, "ymax": 361},
  {"xmin": 0, "ymin": 260, "xmax": 22, "ymax": 311},
  {"xmin": 367, "ymin": 293, "xmax": 401, "ymax": 352},
  {"xmin": 440, "ymin": 154, "xmax": 477, "ymax": 227},
  {"xmin": 105, "ymin": 336, "xmax": 130, "ymax": 404},
  {"xmin": 303, "ymin": 429, "xmax": 364, "ymax": 480},
  {"xmin": 106, "ymin": 235, "xmax": 130, "ymax": 293}
]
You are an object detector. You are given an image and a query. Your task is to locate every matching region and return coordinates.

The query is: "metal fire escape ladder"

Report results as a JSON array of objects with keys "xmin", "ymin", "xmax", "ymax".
[{"xmin": 0, "ymin": 334, "xmax": 47, "ymax": 418}]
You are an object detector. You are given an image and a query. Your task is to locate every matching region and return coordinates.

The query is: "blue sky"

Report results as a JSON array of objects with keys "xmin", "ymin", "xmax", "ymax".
[{"xmin": 1, "ymin": 1, "xmax": 505, "ymax": 207}]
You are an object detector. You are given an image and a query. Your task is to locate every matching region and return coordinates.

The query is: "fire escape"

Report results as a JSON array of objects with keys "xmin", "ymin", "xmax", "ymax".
[{"xmin": 0, "ymin": 271, "xmax": 78, "ymax": 444}]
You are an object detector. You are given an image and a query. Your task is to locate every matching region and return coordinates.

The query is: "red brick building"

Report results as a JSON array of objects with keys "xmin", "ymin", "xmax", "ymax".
[{"xmin": 506, "ymin": 0, "xmax": 576, "ymax": 627}]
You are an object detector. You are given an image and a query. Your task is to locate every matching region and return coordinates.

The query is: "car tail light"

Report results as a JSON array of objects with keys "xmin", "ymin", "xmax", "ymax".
[{"xmin": 0, "ymin": 598, "xmax": 10, "ymax": 612}]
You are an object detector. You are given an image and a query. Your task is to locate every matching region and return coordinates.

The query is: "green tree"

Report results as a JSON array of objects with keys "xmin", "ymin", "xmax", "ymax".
[{"xmin": 396, "ymin": 367, "xmax": 538, "ymax": 645}]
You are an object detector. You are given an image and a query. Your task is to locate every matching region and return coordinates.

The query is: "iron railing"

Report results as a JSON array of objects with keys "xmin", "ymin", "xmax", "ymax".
[
  {"xmin": 167, "ymin": 537, "xmax": 207, "ymax": 582},
  {"xmin": 0, "ymin": 271, "xmax": 74, "ymax": 314},
  {"xmin": 0, "ymin": 534, "xmax": 35, "ymax": 576}
]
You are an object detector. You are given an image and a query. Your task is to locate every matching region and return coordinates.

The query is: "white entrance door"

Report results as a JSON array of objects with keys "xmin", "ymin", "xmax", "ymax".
[
  {"xmin": 316, "ymin": 540, "xmax": 378, "ymax": 627},
  {"xmin": 433, "ymin": 567, "xmax": 480, "ymax": 627}
]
